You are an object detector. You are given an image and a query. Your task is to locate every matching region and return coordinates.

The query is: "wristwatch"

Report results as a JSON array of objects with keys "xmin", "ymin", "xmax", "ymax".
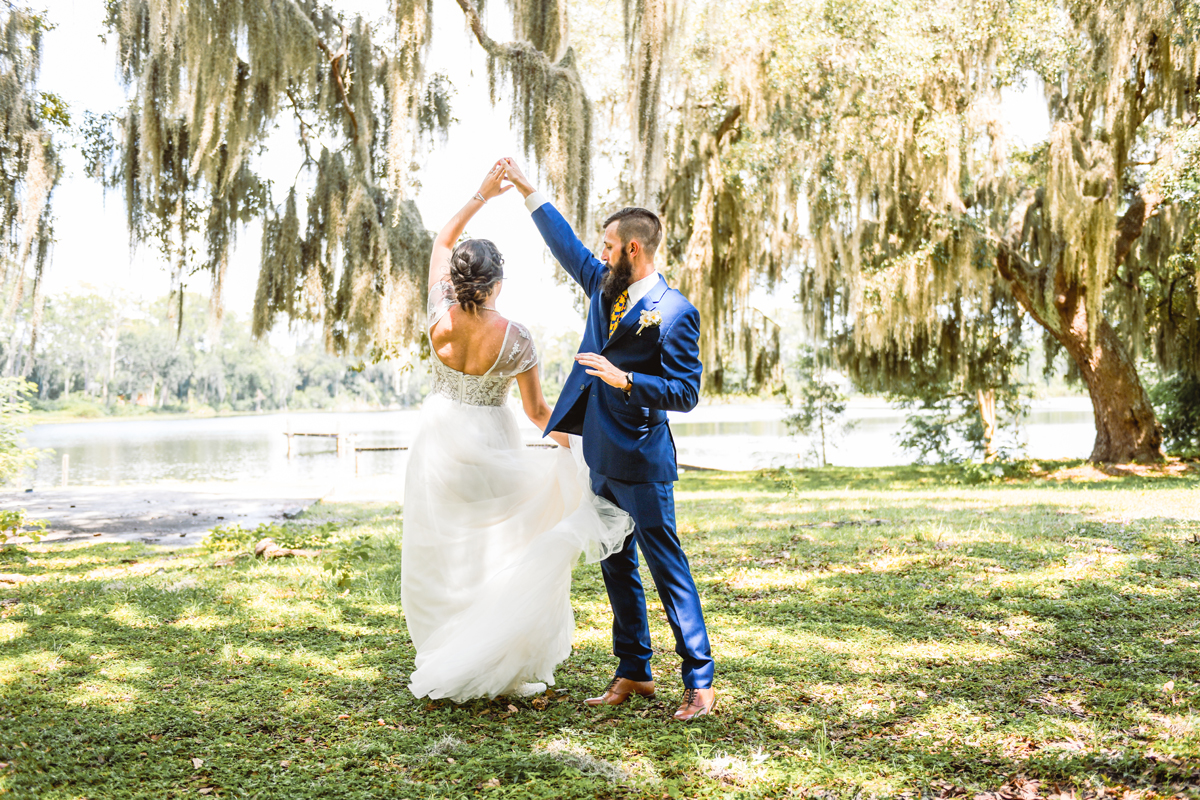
[{"xmin": 623, "ymin": 372, "xmax": 633, "ymax": 394}]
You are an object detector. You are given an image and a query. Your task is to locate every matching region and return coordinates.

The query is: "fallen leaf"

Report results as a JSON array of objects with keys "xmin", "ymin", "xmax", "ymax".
[
  {"xmin": 507, "ymin": 704, "xmax": 518, "ymax": 714},
  {"xmin": 191, "ymin": 758, "xmax": 204, "ymax": 769},
  {"xmin": 377, "ymin": 718, "xmax": 386, "ymax": 726},
  {"xmin": 482, "ymin": 777, "xmax": 501, "ymax": 787},
  {"xmin": 1162, "ymin": 680, "xmax": 1175, "ymax": 693},
  {"xmin": 279, "ymin": 760, "xmax": 291, "ymax": 768},
  {"xmin": 198, "ymin": 789, "xmax": 213, "ymax": 796},
  {"xmin": 337, "ymin": 714, "xmax": 350, "ymax": 720}
]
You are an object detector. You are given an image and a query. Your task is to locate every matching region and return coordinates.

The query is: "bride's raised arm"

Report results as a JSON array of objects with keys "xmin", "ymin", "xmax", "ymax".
[{"xmin": 428, "ymin": 159, "xmax": 513, "ymax": 286}]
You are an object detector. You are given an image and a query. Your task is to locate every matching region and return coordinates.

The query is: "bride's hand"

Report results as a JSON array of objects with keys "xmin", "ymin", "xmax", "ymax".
[{"xmin": 478, "ymin": 159, "xmax": 513, "ymax": 202}]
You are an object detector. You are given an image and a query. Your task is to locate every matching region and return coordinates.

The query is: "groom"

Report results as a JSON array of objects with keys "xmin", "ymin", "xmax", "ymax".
[{"xmin": 503, "ymin": 159, "xmax": 716, "ymax": 721}]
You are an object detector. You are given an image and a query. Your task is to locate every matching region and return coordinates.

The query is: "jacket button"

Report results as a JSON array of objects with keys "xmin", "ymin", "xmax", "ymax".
[{"xmin": 579, "ymin": 383, "xmax": 586, "ymax": 390}]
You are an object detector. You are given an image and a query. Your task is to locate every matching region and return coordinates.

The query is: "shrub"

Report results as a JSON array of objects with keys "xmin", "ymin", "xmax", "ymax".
[{"xmin": 1150, "ymin": 372, "xmax": 1200, "ymax": 456}]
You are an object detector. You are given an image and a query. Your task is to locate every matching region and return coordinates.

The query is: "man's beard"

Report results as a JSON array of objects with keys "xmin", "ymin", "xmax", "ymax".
[{"xmin": 601, "ymin": 249, "xmax": 634, "ymax": 303}]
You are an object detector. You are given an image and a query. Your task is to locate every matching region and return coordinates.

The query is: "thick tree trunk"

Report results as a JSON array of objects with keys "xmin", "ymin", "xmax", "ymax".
[
  {"xmin": 1066, "ymin": 320, "xmax": 1162, "ymax": 462},
  {"xmin": 997, "ymin": 190, "xmax": 1164, "ymax": 464}
]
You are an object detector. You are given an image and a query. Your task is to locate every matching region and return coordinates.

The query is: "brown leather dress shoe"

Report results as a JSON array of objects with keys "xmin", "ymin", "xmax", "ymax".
[
  {"xmin": 584, "ymin": 677, "xmax": 656, "ymax": 707},
  {"xmin": 672, "ymin": 687, "xmax": 717, "ymax": 721}
]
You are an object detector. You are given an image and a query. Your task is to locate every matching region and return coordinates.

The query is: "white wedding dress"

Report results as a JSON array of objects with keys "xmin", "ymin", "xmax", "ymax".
[{"xmin": 401, "ymin": 282, "xmax": 632, "ymax": 702}]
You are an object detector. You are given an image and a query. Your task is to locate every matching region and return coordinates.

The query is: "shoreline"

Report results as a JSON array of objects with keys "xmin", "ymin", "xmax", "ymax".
[
  {"xmin": 27, "ymin": 393, "xmax": 1096, "ymax": 428},
  {"xmin": 26, "ymin": 404, "xmax": 409, "ymax": 427},
  {"xmin": 0, "ymin": 478, "xmax": 332, "ymax": 548}
]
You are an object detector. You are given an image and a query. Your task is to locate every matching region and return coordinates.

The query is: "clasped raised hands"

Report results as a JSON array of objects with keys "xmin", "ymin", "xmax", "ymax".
[{"xmin": 477, "ymin": 159, "xmax": 514, "ymax": 202}]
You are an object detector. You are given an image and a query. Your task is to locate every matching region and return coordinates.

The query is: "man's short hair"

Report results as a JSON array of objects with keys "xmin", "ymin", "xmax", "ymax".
[{"xmin": 603, "ymin": 207, "xmax": 663, "ymax": 257}]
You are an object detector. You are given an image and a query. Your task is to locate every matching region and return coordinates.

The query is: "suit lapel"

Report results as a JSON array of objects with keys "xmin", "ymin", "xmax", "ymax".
[
  {"xmin": 602, "ymin": 275, "xmax": 668, "ymax": 352},
  {"xmin": 589, "ymin": 292, "xmax": 610, "ymax": 346}
]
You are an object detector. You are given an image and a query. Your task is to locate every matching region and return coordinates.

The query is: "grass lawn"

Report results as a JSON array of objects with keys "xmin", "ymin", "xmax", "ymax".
[{"xmin": 0, "ymin": 464, "xmax": 1197, "ymax": 799}]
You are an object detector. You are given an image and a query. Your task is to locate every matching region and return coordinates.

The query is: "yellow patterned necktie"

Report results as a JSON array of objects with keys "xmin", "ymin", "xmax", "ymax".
[{"xmin": 608, "ymin": 290, "xmax": 629, "ymax": 338}]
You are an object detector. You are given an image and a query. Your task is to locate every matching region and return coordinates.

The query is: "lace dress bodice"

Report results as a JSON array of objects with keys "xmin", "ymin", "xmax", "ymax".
[{"xmin": 427, "ymin": 281, "xmax": 539, "ymax": 407}]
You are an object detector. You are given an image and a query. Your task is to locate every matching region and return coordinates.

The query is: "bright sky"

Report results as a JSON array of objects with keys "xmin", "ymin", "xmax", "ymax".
[{"xmin": 38, "ymin": 1, "xmax": 1050, "ymax": 339}]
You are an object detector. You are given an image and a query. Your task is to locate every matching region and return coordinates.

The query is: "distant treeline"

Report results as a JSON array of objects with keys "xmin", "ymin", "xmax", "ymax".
[{"xmin": 7, "ymin": 291, "xmax": 581, "ymax": 416}]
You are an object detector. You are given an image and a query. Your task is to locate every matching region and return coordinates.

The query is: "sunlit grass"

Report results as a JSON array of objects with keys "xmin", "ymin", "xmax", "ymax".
[{"xmin": 0, "ymin": 467, "xmax": 1197, "ymax": 798}]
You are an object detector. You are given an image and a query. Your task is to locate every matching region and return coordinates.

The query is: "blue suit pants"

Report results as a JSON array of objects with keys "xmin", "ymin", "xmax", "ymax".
[{"xmin": 590, "ymin": 472, "xmax": 714, "ymax": 689}]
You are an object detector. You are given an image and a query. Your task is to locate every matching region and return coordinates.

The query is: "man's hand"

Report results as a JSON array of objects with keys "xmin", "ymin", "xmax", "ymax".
[
  {"xmin": 576, "ymin": 353, "xmax": 630, "ymax": 391},
  {"xmin": 502, "ymin": 157, "xmax": 535, "ymax": 199}
]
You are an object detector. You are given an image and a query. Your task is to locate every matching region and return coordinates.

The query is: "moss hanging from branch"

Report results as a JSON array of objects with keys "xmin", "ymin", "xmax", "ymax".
[
  {"xmin": 772, "ymin": 0, "xmax": 1199, "ymax": 462},
  {"xmin": 102, "ymin": 0, "xmax": 589, "ymax": 354},
  {"xmin": 0, "ymin": 7, "xmax": 62, "ymax": 377},
  {"xmin": 386, "ymin": 0, "xmax": 433, "ymax": 206},
  {"xmin": 454, "ymin": 0, "xmax": 592, "ymax": 231},
  {"xmin": 96, "ymin": 0, "xmax": 456, "ymax": 354},
  {"xmin": 653, "ymin": 0, "xmax": 798, "ymax": 392},
  {"xmin": 623, "ymin": 0, "xmax": 679, "ymax": 205}
]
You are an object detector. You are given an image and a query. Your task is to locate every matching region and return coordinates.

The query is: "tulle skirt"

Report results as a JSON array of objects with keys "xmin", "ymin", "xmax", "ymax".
[{"xmin": 401, "ymin": 393, "xmax": 631, "ymax": 702}]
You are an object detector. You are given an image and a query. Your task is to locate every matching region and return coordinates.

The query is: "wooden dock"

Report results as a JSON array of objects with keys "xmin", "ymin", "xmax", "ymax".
[
  {"xmin": 354, "ymin": 445, "xmax": 408, "ymax": 476},
  {"xmin": 283, "ymin": 431, "xmax": 355, "ymax": 458}
]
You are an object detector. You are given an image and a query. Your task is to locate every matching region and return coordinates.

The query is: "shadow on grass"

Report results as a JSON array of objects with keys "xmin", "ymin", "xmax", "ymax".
[
  {"xmin": 675, "ymin": 469, "xmax": 1200, "ymax": 795},
  {"xmin": 0, "ymin": 535, "xmax": 659, "ymax": 799},
  {"xmin": 0, "ymin": 473, "xmax": 1198, "ymax": 799},
  {"xmin": 680, "ymin": 460, "xmax": 1200, "ymax": 494}
]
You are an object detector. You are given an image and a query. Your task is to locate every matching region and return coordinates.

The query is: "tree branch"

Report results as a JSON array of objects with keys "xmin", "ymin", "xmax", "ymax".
[
  {"xmin": 992, "ymin": 188, "xmax": 1042, "ymax": 286},
  {"xmin": 658, "ymin": 105, "xmax": 741, "ymax": 215},
  {"xmin": 285, "ymin": 86, "xmax": 319, "ymax": 162},
  {"xmin": 311, "ymin": 27, "xmax": 359, "ymax": 142},
  {"xmin": 454, "ymin": 0, "xmax": 504, "ymax": 56},
  {"xmin": 1114, "ymin": 188, "xmax": 1162, "ymax": 268}
]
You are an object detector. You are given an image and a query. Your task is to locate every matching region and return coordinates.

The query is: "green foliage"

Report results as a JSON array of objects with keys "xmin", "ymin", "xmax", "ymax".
[
  {"xmin": 264, "ymin": 521, "xmax": 339, "ymax": 551},
  {"xmin": 21, "ymin": 290, "xmax": 429, "ymax": 415},
  {"xmin": 0, "ymin": 377, "xmax": 39, "ymax": 483},
  {"xmin": 322, "ymin": 535, "xmax": 375, "ymax": 589},
  {"xmin": 203, "ymin": 521, "xmax": 341, "ymax": 554},
  {"xmin": 0, "ymin": 508, "xmax": 44, "ymax": 545},
  {"xmin": 201, "ymin": 524, "xmax": 255, "ymax": 553},
  {"xmin": 869, "ymin": 322, "xmax": 1032, "ymax": 466},
  {"xmin": 781, "ymin": 346, "xmax": 855, "ymax": 467},
  {"xmin": 35, "ymin": 90, "xmax": 69, "ymax": 127},
  {"xmin": 895, "ymin": 388, "xmax": 1029, "ymax": 466},
  {"xmin": 1149, "ymin": 372, "xmax": 1200, "ymax": 456}
]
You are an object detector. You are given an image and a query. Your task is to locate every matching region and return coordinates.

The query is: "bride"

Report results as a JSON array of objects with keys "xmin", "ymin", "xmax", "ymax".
[{"xmin": 401, "ymin": 160, "xmax": 632, "ymax": 702}]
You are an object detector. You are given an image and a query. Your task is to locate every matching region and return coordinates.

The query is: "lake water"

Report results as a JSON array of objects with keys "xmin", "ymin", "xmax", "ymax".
[{"xmin": 17, "ymin": 397, "xmax": 1097, "ymax": 489}]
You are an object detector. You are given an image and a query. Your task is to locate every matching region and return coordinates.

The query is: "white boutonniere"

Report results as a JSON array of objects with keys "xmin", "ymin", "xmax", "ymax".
[{"xmin": 636, "ymin": 310, "xmax": 663, "ymax": 335}]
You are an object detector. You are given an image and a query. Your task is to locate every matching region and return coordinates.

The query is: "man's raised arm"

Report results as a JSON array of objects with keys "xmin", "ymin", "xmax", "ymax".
[{"xmin": 502, "ymin": 158, "xmax": 604, "ymax": 297}]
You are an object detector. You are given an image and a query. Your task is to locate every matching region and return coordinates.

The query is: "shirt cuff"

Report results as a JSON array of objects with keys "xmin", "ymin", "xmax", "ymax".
[{"xmin": 524, "ymin": 191, "xmax": 548, "ymax": 213}]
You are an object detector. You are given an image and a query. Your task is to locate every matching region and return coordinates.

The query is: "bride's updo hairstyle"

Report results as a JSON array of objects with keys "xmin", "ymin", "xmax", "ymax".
[{"xmin": 449, "ymin": 238, "xmax": 505, "ymax": 313}]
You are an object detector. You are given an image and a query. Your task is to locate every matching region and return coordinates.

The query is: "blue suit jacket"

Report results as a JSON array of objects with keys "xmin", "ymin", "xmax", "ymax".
[{"xmin": 533, "ymin": 202, "xmax": 702, "ymax": 483}]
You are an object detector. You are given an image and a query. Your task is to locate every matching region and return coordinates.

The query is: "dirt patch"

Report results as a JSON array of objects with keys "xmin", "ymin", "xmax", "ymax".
[
  {"xmin": 1038, "ymin": 458, "xmax": 1198, "ymax": 482},
  {"xmin": 0, "ymin": 481, "xmax": 323, "ymax": 548}
]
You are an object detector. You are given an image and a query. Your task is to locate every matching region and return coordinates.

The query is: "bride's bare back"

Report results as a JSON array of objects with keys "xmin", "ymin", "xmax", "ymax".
[{"xmin": 430, "ymin": 305, "xmax": 510, "ymax": 376}]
